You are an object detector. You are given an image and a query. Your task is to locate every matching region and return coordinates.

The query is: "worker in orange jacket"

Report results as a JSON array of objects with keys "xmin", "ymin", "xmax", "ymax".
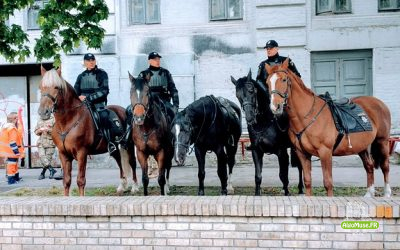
[{"xmin": 0, "ymin": 112, "xmax": 24, "ymax": 184}]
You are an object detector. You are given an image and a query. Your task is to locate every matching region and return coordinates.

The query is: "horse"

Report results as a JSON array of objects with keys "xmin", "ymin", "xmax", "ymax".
[
  {"xmin": 38, "ymin": 67, "xmax": 138, "ymax": 196},
  {"xmin": 172, "ymin": 95, "xmax": 242, "ymax": 195},
  {"xmin": 265, "ymin": 58, "xmax": 391, "ymax": 197},
  {"xmin": 231, "ymin": 70, "xmax": 304, "ymax": 196},
  {"xmin": 128, "ymin": 72, "xmax": 173, "ymax": 196}
]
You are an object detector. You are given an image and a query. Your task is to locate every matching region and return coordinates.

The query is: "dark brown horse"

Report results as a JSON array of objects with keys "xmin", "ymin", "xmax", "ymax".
[
  {"xmin": 265, "ymin": 59, "xmax": 391, "ymax": 197},
  {"xmin": 38, "ymin": 67, "xmax": 138, "ymax": 196},
  {"xmin": 128, "ymin": 72, "xmax": 173, "ymax": 196}
]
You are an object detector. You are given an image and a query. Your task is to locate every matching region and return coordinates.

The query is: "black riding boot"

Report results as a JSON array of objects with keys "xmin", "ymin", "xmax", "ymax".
[
  {"xmin": 48, "ymin": 166, "xmax": 57, "ymax": 179},
  {"xmin": 119, "ymin": 124, "xmax": 132, "ymax": 150},
  {"xmin": 38, "ymin": 168, "xmax": 47, "ymax": 180},
  {"xmin": 53, "ymin": 169, "xmax": 63, "ymax": 180}
]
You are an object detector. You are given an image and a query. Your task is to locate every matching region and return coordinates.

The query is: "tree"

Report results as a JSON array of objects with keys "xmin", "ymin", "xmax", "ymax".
[{"xmin": 0, "ymin": 0, "xmax": 109, "ymax": 67}]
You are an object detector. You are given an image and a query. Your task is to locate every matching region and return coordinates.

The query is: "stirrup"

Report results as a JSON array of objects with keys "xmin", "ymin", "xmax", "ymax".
[{"xmin": 108, "ymin": 142, "xmax": 117, "ymax": 154}]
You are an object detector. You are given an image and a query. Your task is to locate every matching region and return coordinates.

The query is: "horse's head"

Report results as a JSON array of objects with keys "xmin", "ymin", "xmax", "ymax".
[
  {"xmin": 171, "ymin": 110, "xmax": 192, "ymax": 166},
  {"xmin": 38, "ymin": 66, "xmax": 65, "ymax": 120},
  {"xmin": 265, "ymin": 58, "xmax": 291, "ymax": 116},
  {"xmin": 232, "ymin": 69, "xmax": 269, "ymax": 125},
  {"xmin": 129, "ymin": 71, "xmax": 151, "ymax": 125}
]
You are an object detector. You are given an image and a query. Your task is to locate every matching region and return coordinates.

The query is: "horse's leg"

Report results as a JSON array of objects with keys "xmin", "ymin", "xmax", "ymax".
[
  {"xmin": 137, "ymin": 151, "xmax": 149, "ymax": 196},
  {"xmin": 194, "ymin": 147, "xmax": 206, "ymax": 196},
  {"xmin": 291, "ymin": 147, "xmax": 304, "ymax": 194},
  {"xmin": 318, "ymin": 149, "xmax": 334, "ymax": 197},
  {"xmin": 216, "ymin": 147, "xmax": 228, "ymax": 196},
  {"xmin": 164, "ymin": 149, "xmax": 173, "ymax": 195},
  {"xmin": 251, "ymin": 149, "xmax": 263, "ymax": 196},
  {"xmin": 277, "ymin": 148, "xmax": 290, "ymax": 196},
  {"xmin": 59, "ymin": 153, "xmax": 73, "ymax": 196},
  {"xmin": 296, "ymin": 151, "xmax": 312, "ymax": 196},
  {"xmin": 225, "ymin": 144, "xmax": 237, "ymax": 195},
  {"xmin": 76, "ymin": 153, "xmax": 88, "ymax": 196},
  {"xmin": 156, "ymin": 150, "xmax": 167, "ymax": 196},
  {"xmin": 374, "ymin": 139, "xmax": 391, "ymax": 197},
  {"xmin": 128, "ymin": 143, "xmax": 139, "ymax": 194},
  {"xmin": 359, "ymin": 150, "xmax": 376, "ymax": 197},
  {"xmin": 114, "ymin": 148, "xmax": 129, "ymax": 195}
]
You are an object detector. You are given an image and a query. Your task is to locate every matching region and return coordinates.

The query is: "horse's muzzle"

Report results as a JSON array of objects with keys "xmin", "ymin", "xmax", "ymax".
[
  {"xmin": 133, "ymin": 115, "xmax": 145, "ymax": 125},
  {"xmin": 271, "ymin": 103, "xmax": 284, "ymax": 116}
]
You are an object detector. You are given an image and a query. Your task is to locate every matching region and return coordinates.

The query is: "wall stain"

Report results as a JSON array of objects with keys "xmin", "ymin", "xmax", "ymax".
[
  {"xmin": 192, "ymin": 35, "xmax": 252, "ymax": 56},
  {"xmin": 140, "ymin": 37, "xmax": 162, "ymax": 54}
]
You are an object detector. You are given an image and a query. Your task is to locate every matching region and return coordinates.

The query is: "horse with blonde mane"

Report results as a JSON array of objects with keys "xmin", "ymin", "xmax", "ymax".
[
  {"xmin": 265, "ymin": 59, "xmax": 391, "ymax": 197},
  {"xmin": 38, "ymin": 67, "xmax": 138, "ymax": 196}
]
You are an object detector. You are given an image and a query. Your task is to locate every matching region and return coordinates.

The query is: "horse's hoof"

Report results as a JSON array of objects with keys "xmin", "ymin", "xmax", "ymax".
[
  {"xmin": 130, "ymin": 184, "xmax": 140, "ymax": 194},
  {"xmin": 221, "ymin": 189, "xmax": 228, "ymax": 196},
  {"xmin": 198, "ymin": 190, "xmax": 205, "ymax": 196},
  {"xmin": 227, "ymin": 187, "xmax": 235, "ymax": 195}
]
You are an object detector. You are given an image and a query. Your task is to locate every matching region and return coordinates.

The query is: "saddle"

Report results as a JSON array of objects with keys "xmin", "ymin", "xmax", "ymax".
[
  {"xmin": 84, "ymin": 100, "xmax": 124, "ymax": 142},
  {"xmin": 213, "ymin": 95, "xmax": 239, "ymax": 146},
  {"xmin": 319, "ymin": 92, "xmax": 372, "ymax": 150}
]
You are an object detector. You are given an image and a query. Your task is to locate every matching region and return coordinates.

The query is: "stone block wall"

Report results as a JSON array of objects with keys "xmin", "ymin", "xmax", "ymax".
[{"xmin": 0, "ymin": 196, "xmax": 399, "ymax": 249}]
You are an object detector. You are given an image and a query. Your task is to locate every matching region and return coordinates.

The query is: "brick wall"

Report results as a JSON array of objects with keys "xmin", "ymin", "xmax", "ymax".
[{"xmin": 0, "ymin": 196, "xmax": 399, "ymax": 249}]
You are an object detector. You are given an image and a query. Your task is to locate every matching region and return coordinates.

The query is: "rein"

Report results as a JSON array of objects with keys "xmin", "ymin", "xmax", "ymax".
[{"xmin": 273, "ymin": 70, "xmax": 328, "ymax": 154}]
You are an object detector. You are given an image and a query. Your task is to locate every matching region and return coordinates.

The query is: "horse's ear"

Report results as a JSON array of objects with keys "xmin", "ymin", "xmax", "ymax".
[
  {"xmin": 56, "ymin": 66, "xmax": 62, "ymax": 76},
  {"xmin": 128, "ymin": 71, "xmax": 135, "ymax": 83},
  {"xmin": 282, "ymin": 58, "xmax": 290, "ymax": 69},
  {"xmin": 247, "ymin": 69, "xmax": 252, "ymax": 80},
  {"xmin": 144, "ymin": 72, "xmax": 152, "ymax": 83},
  {"xmin": 40, "ymin": 65, "xmax": 47, "ymax": 76},
  {"xmin": 230, "ymin": 76, "xmax": 237, "ymax": 86},
  {"xmin": 265, "ymin": 63, "xmax": 272, "ymax": 75}
]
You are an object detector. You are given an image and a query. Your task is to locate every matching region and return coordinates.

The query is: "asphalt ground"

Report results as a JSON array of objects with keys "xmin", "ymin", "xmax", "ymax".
[{"xmin": 1, "ymin": 153, "xmax": 399, "ymax": 194}]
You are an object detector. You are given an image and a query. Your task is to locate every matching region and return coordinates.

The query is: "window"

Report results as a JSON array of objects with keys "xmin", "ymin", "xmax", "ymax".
[
  {"xmin": 378, "ymin": 0, "xmax": 400, "ymax": 11},
  {"xmin": 27, "ymin": 0, "xmax": 47, "ymax": 30},
  {"xmin": 129, "ymin": 0, "xmax": 160, "ymax": 25},
  {"xmin": 316, "ymin": 0, "xmax": 351, "ymax": 15},
  {"xmin": 210, "ymin": 0, "xmax": 243, "ymax": 21}
]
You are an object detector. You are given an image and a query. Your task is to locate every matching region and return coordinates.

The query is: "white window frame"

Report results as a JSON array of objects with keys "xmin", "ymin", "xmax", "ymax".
[
  {"xmin": 129, "ymin": 0, "xmax": 161, "ymax": 25},
  {"xmin": 209, "ymin": 0, "xmax": 243, "ymax": 21},
  {"xmin": 316, "ymin": 0, "xmax": 352, "ymax": 15},
  {"xmin": 378, "ymin": 0, "xmax": 400, "ymax": 11},
  {"xmin": 27, "ymin": 0, "xmax": 47, "ymax": 30}
]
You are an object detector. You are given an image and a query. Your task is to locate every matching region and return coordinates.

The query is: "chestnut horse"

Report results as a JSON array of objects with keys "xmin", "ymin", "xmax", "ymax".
[
  {"xmin": 128, "ymin": 72, "xmax": 173, "ymax": 196},
  {"xmin": 38, "ymin": 67, "xmax": 138, "ymax": 196},
  {"xmin": 265, "ymin": 59, "xmax": 391, "ymax": 197}
]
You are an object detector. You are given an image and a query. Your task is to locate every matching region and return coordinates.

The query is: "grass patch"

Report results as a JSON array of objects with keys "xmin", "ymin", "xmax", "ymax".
[{"xmin": 2, "ymin": 186, "xmax": 399, "ymax": 197}]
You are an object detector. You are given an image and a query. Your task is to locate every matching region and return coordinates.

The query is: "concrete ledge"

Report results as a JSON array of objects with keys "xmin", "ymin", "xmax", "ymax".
[{"xmin": 0, "ymin": 196, "xmax": 398, "ymax": 218}]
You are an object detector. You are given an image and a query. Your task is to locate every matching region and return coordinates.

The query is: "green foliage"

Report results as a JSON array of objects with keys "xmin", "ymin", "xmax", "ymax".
[{"xmin": 0, "ymin": 0, "xmax": 109, "ymax": 67}]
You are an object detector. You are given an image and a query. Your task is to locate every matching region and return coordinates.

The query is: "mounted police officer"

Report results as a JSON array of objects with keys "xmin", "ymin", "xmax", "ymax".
[
  {"xmin": 256, "ymin": 40, "xmax": 301, "ymax": 86},
  {"xmin": 120, "ymin": 52, "xmax": 179, "ymax": 150},
  {"xmin": 74, "ymin": 53, "xmax": 123, "ymax": 154}
]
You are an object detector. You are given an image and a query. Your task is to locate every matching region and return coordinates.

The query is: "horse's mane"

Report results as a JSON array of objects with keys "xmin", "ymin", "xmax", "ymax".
[
  {"xmin": 41, "ymin": 69, "xmax": 67, "ymax": 91},
  {"xmin": 270, "ymin": 63, "xmax": 315, "ymax": 97},
  {"xmin": 287, "ymin": 70, "xmax": 315, "ymax": 96}
]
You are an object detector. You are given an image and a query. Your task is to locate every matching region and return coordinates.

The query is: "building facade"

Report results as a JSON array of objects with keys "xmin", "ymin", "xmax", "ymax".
[{"xmin": 1, "ymin": 0, "xmax": 399, "ymax": 166}]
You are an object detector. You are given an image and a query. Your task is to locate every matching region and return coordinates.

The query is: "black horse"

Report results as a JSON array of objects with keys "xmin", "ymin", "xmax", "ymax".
[
  {"xmin": 231, "ymin": 70, "xmax": 303, "ymax": 196},
  {"xmin": 172, "ymin": 95, "xmax": 242, "ymax": 195}
]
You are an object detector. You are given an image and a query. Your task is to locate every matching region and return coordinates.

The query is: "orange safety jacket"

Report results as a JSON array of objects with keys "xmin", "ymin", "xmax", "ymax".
[{"xmin": 0, "ymin": 123, "xmax": 23, "ymax": 158}]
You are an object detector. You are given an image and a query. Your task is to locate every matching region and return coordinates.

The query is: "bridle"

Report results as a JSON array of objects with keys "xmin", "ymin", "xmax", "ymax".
[
  {"xmin": 241, "ymin": 80, "xmax": 259, "ymax": 125},
  {"xmin": 41, "ymin": 87, "xmax": 84, "ymax": 114},
  {"xmin": 131, "ymin": 91, "xmax": 151, "ymax": 124},
  {"xmin": 269, "ymin": 70, "xmax": 290, "ymax": 109},
  {"xmin": 41, "ymin": 90, "xmax": 59, "ymax": 113}
]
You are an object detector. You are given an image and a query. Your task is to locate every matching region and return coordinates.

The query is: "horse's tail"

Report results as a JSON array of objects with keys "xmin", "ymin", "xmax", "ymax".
[{"xmin": 370, "ymin": 141, "xmax": 380, "ymax": 169}]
